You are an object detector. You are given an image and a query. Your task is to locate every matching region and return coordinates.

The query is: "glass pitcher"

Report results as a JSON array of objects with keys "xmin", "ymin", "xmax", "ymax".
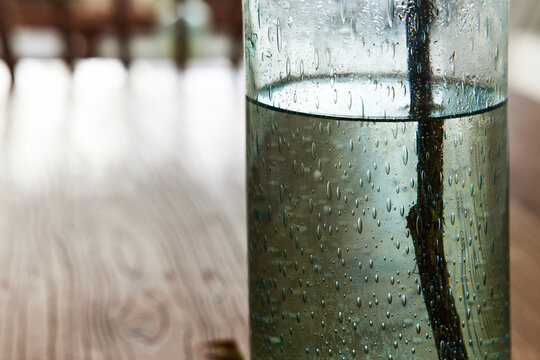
[{"xmin": 245, "ymin": 0, "xmax": 509, "ymax": 359}]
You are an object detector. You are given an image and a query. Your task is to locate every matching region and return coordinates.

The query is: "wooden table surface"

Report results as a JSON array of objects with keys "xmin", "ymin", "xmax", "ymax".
[{"xmin": 0, "ymin": 59, "xmax": 537, "ymax": 360}]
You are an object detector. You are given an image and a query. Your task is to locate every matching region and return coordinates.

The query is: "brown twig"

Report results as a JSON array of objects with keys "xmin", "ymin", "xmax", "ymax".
[
  {"xmin": 406, "ymin": 0, "xmax": 468, "ymax": 358},
  {"xmin": 201, "ymin": 340, "xmax": 244, "ymax": 360}
]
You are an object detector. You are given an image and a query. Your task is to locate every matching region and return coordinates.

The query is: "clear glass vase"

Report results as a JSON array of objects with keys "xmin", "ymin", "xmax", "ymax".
[{"xmin": 244, "ymin": 1, "xmax": 509, "ymax": 359}]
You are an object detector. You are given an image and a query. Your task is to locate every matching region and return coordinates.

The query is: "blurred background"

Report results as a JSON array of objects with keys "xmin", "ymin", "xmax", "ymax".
[
  {"xmin": 0, "ymin": 0, "xmax": 242, "ymax": 68},
  {"xmin": 511, "ymin": 0, "xmax": 540, "ymax": 102},
  {"xmin": 0, "ymin": 0, "xmax": 537, "ymax": 359}
]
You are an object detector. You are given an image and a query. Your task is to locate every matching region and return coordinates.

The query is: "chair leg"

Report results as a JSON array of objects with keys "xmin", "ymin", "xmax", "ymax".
[
  {"xmin": 54, "ymin": 0, "xmax": 74, "ymax": 69},
  {"xmin": 174, "ymin": 17, "xmax": 188, "ymax": 69},
  {"xmin": 174, "ymin": 0, "xmax": 188, "ymax": 69},
  {"xmin": 115, "ymin": 0, "xmax": 130, "ymax": 67},
  {"xmin": 0, "ymin": 30, "xmax": 14, "ymax": 83},
  {"xmin": 84, "ymin": 32, "xmax": 98, "ymax": 58},
  {"xmin": 0, "ymin": 0, "xmax": 14, "ymax": 82}
]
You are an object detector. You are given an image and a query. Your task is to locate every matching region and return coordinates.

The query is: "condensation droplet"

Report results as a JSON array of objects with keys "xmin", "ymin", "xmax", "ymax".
[
  {"xmin": 403, "ymin": 145, "xmax": 409, "ymax": 165},
  {"xmin": 326, "ymin": 48, "xmax": 331, "ymax": 65},
  {"xmin": 326, "ymin": 181, "xmax": 332, "ymax": 200},
  {"xmin": 357, "ymin": 218, "xmax": 363, "ymax": 233},
  {"xmin": 276, "ymin": 20, "xmax": 282, "ymax": 52},
  {"xmin": 386, "ymin": 0, "xmax": 394, "ymax": 28}
]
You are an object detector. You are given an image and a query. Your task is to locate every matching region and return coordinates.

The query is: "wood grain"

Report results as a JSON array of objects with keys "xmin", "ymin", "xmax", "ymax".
[
  {"xmin": 0, "ymin": 60, "xmax": 536, "ymax": 359},
  {"xmin": 0, "ymin": 59, "xmax": 247, "ymax": 360},
  {"xmin": 508, "ymin": 93, "xmax": 540, "ymax": 360}
]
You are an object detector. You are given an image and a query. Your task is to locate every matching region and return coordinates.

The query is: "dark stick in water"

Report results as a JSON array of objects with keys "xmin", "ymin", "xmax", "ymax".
[{"xmin": 406, "ymin": 1, "xmax": 468, "ymax": 358}]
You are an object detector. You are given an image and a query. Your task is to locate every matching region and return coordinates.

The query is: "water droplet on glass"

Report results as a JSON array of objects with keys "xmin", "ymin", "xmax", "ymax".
[
  {"xmin": 326, "ymin": 181, "xmax": 332, "ymax": 200},
  {"xmin": 276, "ymin": 20, "xmax": 282, "ymax": 52},
  {"xmin": 402, "ymin": 145, "xmax": 409, "ymax": 165},
  {"xmin": 386, "ymin": 0, "xmax": 394, "ymax": 28},
  {"xmin": 357, "ymin": 218, "xmax": 363, "ymax": 233},
  {"xmin": 326, "ymin": 48, "xmax": 331, "ymax": 65}
]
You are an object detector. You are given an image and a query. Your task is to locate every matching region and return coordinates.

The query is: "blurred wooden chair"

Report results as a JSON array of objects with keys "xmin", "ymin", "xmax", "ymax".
[
  {"xmin": 172, "ymin": 0, "xmax": 242, "ymax": 66},
  {"xmin": 0, "ymin": 0, "xmax": 159, "ymax": 79},
  {"xmin": 0, "ymin": 0, "xmax": 242, "ymax": 80},
  {"xmin": 205, "ymin": 0, "xmax": 242, "ymax": 64}
]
